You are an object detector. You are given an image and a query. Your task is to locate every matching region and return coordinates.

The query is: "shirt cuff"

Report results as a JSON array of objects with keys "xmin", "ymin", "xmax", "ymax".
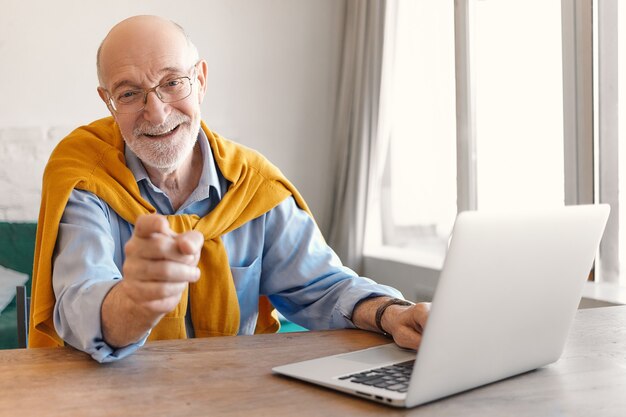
[
  {"xmin": 330, "ymin": 278, "xmax": 404, "ymax": 329},
  {"xmin": 53, "ymin": 278, "xmax": 150, "ymax": 363},
  {"xmin": 91, "ymin": 332, "xmax": 150, "ymax": 363}
]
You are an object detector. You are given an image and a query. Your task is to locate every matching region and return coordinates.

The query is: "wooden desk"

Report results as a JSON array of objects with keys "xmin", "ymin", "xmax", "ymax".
[{"xmin": 1, "ymin": 306, "xmax": 626, "ymax": 417}]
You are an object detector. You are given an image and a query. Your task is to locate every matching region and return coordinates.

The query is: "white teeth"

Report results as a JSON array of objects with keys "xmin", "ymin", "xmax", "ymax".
[{"xmin": 146, "ymin": 125, "xmax": 177, "ymax": 136}]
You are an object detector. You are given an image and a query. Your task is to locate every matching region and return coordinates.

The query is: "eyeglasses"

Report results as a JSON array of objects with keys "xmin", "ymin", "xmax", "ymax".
[{"xmin": 105, "ymin": 63, "xmax": 198, "ymax": 114}]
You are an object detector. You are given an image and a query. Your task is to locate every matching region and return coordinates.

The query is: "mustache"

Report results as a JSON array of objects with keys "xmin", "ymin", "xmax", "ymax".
[{"xmin": 133, "ymin": 112, "xmax": 191, "ymax": 137}]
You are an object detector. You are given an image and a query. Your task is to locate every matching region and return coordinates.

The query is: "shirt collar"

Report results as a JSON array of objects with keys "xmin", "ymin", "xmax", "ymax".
[{"xmin": 124, "ymin": 128, "xmax": 222, "ymax": 203}]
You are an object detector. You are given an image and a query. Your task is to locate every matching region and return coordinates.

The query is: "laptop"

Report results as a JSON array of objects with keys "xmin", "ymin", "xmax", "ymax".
[{"xmin": 273, "ymin": 204, "xmax": 610, "ymax": 408}]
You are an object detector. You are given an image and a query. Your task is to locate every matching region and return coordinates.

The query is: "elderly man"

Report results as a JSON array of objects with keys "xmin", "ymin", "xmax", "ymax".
[{"xmin": 29, "ymin": 15, "xmax": 429, "ymax": 362}]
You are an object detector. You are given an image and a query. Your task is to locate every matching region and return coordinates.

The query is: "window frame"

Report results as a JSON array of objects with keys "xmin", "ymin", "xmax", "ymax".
[{"xmin": 596, "ymin": 0, "xmax": 620, "ymax": 284}]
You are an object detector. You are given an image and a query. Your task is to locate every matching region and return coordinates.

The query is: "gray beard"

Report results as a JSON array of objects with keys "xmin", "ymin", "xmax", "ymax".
[{"xmin": 125, "ymin": 116, "xmax": 201, "ymax": 172}]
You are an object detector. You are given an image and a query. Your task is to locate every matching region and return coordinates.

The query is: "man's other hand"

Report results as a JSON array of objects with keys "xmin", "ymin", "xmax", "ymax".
[
  {"xmin": 381, "ymin": 302, "xmax": 431, "ymax": 350},
  {"xmin": 352, "ymin": 297, "xmax": 431, "ymax": 351}
]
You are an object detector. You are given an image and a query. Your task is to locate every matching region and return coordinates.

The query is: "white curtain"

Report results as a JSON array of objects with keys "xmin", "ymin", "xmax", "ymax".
[{"xmin": 328, "ymin": 0, "xmax": 396, "ymax": 274}]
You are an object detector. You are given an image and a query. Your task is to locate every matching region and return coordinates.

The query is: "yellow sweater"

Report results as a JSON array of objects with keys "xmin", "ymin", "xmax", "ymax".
[{"xmin": 29, "ymin": 116, "xmax": 311, "ymax": 348}]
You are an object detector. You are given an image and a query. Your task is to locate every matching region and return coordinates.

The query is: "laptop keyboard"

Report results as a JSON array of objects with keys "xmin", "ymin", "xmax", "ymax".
[{"xmin": 338, "ymin": 360, "xmax": 415, "ymax": 393}]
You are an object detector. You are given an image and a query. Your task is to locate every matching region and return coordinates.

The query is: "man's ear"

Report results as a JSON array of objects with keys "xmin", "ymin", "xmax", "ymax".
[
  {"xmin": 97, "ymin": 87, "xmax": 115, "ymax": 115},
  {"xmin": 195, "ymin": 60, "xmax": 208, "ymax": 104}
]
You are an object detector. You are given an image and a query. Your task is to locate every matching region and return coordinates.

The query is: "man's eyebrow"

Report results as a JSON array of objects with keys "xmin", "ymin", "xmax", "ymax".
[
  {"xmin": 110, "ymin": 67, "xmax": 187, "ymax": 92},
  {"xmin": 111, "ymin": 80, "xmax": 140, "ymax": 92}
]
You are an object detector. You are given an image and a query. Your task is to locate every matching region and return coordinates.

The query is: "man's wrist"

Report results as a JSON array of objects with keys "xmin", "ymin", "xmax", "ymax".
[
  {"xmin": 375, "ymin": 298, "xmax": 413, "ymax": 337},
  {"xmin": 101, "ymin": 281, "xmax": 160, "ymax": 348}
]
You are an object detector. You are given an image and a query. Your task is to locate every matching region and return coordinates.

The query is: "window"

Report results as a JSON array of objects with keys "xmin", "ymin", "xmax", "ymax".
[
  {"xmin": 370, "ymin": 0, "xmax": 624, "ymax": 287},
  {"xmin": 474, "ymin": 0, "xmax": 564, "ymax": 211}
]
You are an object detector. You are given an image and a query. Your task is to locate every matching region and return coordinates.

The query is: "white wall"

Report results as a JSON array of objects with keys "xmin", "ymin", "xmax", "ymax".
[{"xmin": 0, "ymin": 0, "xmax": 345, "ymax": 233}]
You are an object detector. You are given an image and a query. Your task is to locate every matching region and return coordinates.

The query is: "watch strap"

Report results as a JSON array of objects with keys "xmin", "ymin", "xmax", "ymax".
[{"xmin": 375, "ymin": 298, "xmax": 413, "ymax": 338}]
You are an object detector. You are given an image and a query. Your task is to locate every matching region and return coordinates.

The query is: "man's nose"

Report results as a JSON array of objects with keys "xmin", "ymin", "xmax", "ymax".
[{"xmin": 142, "ymin": 91, "xmax": 170, "ymax": 126}]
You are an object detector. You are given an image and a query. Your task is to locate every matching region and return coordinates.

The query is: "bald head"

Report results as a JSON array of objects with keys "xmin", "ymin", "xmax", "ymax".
[{"xmin": 97, "ymin": 15, "xmax": 199, "ymax": 87}]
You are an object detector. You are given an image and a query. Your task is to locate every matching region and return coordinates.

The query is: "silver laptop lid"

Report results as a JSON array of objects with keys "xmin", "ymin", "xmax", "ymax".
[{"xmin": 406, "ymin": 204, "xmax": 610, "ymax": 407}]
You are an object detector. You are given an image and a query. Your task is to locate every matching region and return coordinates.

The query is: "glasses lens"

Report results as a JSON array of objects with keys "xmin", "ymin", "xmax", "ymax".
[
  {"xmin": 156, "ymin": 77, "xmax": 192, "ymax": 103},
  {"xmin": 111, "ymin": 90, "xmax": 145, "ymax": 114},
  {"xmin": 117, "ymin": 91, "xmax": 143, "ymax": 105}
]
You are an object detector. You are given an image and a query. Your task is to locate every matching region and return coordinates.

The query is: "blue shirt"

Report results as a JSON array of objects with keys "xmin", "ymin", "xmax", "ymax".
[{"xmin": 52, "ymin": 129, "xmax": 402, "ymax": 362}]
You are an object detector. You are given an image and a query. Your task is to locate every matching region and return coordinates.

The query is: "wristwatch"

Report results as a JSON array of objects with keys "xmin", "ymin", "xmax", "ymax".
[{"xmin": 375, "ymin": 298, "xmax": 414, "ymax": 338}]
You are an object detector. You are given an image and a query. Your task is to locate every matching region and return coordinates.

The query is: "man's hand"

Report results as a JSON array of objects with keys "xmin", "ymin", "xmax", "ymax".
[
  {"xmin": 101, "ymin": 214, "xmax": 203, "ymax": 347},
  {"xmin": 352, "ymin": 297, "xmax": 431, "ymax": 350},
  {"xmin": 380, "ymin": 302, "xmax": 430, "ymax": 350}
]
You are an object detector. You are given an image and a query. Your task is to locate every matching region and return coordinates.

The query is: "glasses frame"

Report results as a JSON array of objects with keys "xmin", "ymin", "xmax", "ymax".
[{"xmin": 105, "ymin": 62, "xmax": 200, "ymax": 114}]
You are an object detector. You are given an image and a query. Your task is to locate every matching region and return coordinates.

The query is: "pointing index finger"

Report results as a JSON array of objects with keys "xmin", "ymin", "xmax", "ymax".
[{"xmin": 134, "ymin": 214, "xmax": 175, "ymax": 239}]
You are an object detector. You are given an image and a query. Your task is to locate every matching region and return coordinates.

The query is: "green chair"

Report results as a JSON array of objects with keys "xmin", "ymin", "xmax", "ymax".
[{"xmin": 0, "ymin": 222, "xmax": 37, "ymax": 349}]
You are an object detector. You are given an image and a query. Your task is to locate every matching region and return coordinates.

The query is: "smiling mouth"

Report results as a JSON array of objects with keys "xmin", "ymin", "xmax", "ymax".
[{"xmin": 144, "ymin": 124, "xmax": 181, "ymax": 138}]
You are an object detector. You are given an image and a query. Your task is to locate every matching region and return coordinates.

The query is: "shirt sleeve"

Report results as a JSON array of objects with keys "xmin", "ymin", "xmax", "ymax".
[
  {"xmin": 52, "ymin": 189, "xmax": 148, "ymax": 363},
  {"xmin": 261, "ymin": 197, "xmax": 403, "ymax": 330}
]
